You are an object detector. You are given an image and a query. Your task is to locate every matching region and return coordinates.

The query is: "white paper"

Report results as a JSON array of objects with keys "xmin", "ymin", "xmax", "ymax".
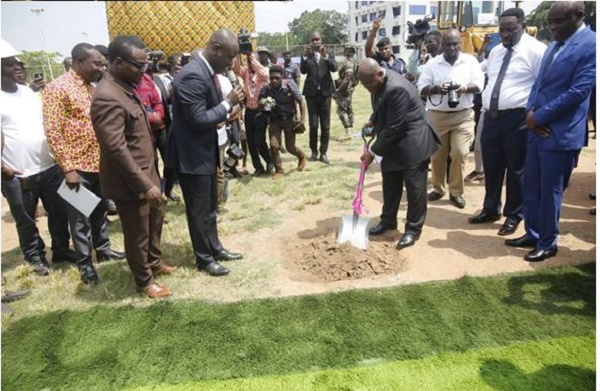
[
  {"xmin": 374, "ymin": 154, "xmax": 383, "ymax": 165},
  {"xmin": 57, "ymin": 180, "xmax": 101, "ymax": 218}
]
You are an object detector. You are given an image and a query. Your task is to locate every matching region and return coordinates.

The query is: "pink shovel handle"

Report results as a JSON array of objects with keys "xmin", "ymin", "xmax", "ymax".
[{"xmin": 352, "ymin": 142, "xmax": 370, "ymax": 215}]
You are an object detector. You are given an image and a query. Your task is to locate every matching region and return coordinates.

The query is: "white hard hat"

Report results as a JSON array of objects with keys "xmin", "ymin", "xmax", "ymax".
[{"xmin": 0, "ymin": 39, "xmax": 21, "ymax": 59}]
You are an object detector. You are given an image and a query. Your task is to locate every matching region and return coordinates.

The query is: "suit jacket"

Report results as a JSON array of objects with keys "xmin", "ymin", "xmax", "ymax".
[
  {"xmin": 370, "ymin": 70, "xmax": 440, "ymax": 172},
  {"xmin": 300, "ymin": 53, "xmax": 337, "ymax": 97},
  {"xmin": 527, "ymin": 27, "xmax": 596, "ymax": 151},
  {"xmin": 166, "ymin": 55, "xmax": 227, "ymax": 175},
  {"xmin": 91, "ymin": 73, "xmax": 160, "ymax": 201}
]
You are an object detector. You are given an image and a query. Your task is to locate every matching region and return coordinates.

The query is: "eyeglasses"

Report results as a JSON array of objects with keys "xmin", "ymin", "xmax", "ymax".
[{"xmin": 121, "ymin": 57, "xmax": 149, "ymax": 72}]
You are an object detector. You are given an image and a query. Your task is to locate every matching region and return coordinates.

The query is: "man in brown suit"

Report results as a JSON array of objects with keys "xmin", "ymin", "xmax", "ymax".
[{"xmin": 91, "ymin": 35, "xmax": 176, "ymax": 298}]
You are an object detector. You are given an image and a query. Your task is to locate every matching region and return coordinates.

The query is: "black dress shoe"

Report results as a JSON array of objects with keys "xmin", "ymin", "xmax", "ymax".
[
  {"xmin": 309, "ymin": 152, "xmax": 318, "ymax": 162},
  {"xmin": 497, "ymin": 218, "xmax": 521, "ymax": 236},
  {"xmin": 524, "ymin": 247, "xmax": 558, "ymax": 262},
  {"xmin": 27, "ymin": 256, "xmax": 50, "ymax": 276},
  {"xmin": 397, "ymin": 233, "xmax": 419, "ymax": 250},
  {"xmin": 450, "ymin": 195, "xmax": 466, "ymax": 209},
  {"xmin": 216, "ymin": 250, "xmax": 243, "ymax": 261},
  {"xmin": 79, "ymin": 264, "xmax": 99, "ymax": 285},
  {"xmin": 428, "ymin": 191, "xmax": 444, "ymax": 201},
  {"xmin": 319, "ymin": 154, "xmax": 330, "ymax": 165},
  {"xmin": 97, "ymin": 249, "xmax": 126, "ymax": 263},
  {"xmin": 369, "ymin": 222, "xmax": 397, "ymax": 236},
  {"xmin": 266, "ymin": 162, "xmax": 274, "ymax": 174},
  {"xmin": 51, "ymin": 249, "xmax": 79, "ymax": 264},
  {"xmin": 199, "ymin": 262, "xmax": 230, "ymax": 276},
  {"xmin": 505, "ymin": 234, "xmax": 537, "ymax": 248},
  {"xmin": 468, "ymin": 211, "xmax": 501, "ymax": 224}
]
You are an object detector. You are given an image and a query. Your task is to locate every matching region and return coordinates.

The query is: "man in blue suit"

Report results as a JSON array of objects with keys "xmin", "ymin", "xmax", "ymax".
[
  {"xmin": 167, "ymin": 29, "xmax": 245, "ymax": 276},
  {"xmin": 505, "ymin": 1, "xmax": 596, "ymax": 262}
]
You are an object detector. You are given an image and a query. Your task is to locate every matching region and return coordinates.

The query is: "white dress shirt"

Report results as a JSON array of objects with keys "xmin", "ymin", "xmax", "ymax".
[
  {"xmin": 482, "ymin": 33, "xmax": 547, "ymax": 110},
  {"xmin": 417, "ymin": 52, "xmax": 485, "ymax": 111}
]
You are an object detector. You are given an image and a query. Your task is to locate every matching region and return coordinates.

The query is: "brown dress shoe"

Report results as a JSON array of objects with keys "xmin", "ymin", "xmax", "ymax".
[
  {"xmin": 153, "ymin": 264, "xmax": 178, "ymax": 277},
  {"xmin": 138, "ymin": 282, "xmax": 171, "ymax": 298}
]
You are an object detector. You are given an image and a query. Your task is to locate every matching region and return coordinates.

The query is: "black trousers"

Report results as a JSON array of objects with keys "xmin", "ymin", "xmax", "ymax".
[
  {"xmin": 155, "ymin": 128, "xmax": 177, "ymax": 196},
  {"xmin": 306, "ymin": 94, "xmax": 332, "ymax": 155},
  {"xmin": 179, "ymin": 173, "xmax": 224, "ymax": 267},
  {"xmin": 244, "ymin": 109, "xmax": 271, "ymax": 172},
  {"xmin": 481, "ymin": 109, "xmax": 527, "ymax": 220},
  {"xmin": 380, "ymin": 159, "xmax": 430, "ymax": 237},
  {"xmin": 67, "ymin": 171, "xmax": 110, "ymax": 265}
]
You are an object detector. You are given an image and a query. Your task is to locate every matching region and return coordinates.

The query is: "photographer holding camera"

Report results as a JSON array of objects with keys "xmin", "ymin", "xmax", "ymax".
[
  {"xmin": 258, "ymin": 65, "xmax": 307, "ymax": 179},
  {"xmin": 232, "ymin": 43, "xmax": 273, "ymax": 177},
  {"xmin": 417, "ymin": 29, "xmax": 484, "ymax": 209}
]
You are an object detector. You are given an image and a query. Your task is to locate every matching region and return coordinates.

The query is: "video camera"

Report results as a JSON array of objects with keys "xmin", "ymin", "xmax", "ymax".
[
  {"xmin": 147, "ymin": 50, "xmax": 165, "ymax": 73},
  {"xmin": 238, "ymin": 29, "xmax": 253, "ymax": 55},
  {"xmin": 224, "ymin": 142, "xmax": 245, "ymax": 170},
  {"xmin": 406, "ymin": 14, "xmax": 435, "ymax": 48}
]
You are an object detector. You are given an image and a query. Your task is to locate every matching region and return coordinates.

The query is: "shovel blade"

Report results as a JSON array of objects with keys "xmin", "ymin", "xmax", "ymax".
[{"xmin": 336, "ymin": 214, "xmax": 370, "ymax": 250}]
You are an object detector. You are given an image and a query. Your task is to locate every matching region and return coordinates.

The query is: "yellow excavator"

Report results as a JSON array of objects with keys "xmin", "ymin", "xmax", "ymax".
[{"xmin": 436, "ymin": 1, "xmax": 537, "ymax": 54}]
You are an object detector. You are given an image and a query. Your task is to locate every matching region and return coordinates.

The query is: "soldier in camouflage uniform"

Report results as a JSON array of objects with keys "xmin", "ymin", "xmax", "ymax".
[{"xmin": 334, "ymin": 44, "xmax": 359, "ymax": 141}]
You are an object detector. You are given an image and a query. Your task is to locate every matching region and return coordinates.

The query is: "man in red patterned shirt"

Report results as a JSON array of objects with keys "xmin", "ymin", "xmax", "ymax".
[
  {"xmin": 43, "ymin": 43, "xmax": 125, "ymax": 285},
  {"xmin": 232, "ymin": 47, "xmax": 273, "ymax": 176}
]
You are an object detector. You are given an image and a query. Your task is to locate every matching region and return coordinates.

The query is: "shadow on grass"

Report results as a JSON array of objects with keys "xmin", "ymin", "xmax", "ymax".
[
  {"xmin": 296, "ymin": 216, "xmax": 339, "ymax": 239},
  {"xmin": 480, "ymin": 359, "xmax": 595, "ymax": 391},
  {"xmin": 503, "ymin": 263, "xmax": 595, "ymax": 317}
]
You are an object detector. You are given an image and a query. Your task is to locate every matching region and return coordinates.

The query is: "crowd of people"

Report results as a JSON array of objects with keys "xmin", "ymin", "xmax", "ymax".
[{"xmin": 0, "ymin": 1, "xmax": 595, "ymax": 299}]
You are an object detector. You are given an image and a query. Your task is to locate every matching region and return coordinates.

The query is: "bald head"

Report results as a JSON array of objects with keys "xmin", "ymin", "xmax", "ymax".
[
  {"xmin": 358, "ymin": 58, "xmax": 385, "ymax": 94},
  {"xmin": 548, "ymin": 1, "xmax": 585, "ymax": 41},
  {"xmin": 204, "ymin": 28, "xmax": 239, "ymax": 74},
  {"xmin": 441, "ymin": 29, "xmax": 461, "ymax": 63}
]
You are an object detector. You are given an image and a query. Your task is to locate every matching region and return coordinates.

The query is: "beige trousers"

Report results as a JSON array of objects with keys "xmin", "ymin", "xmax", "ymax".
[{"xmin": 427, "ymin": 109, "xmax": 475, "ymax": 197}]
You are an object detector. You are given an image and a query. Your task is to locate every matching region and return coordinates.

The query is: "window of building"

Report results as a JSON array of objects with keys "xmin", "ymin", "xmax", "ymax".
[
  {"xmin": 430, "ymin": 5, "xmax": 438, "ymax": 16},
  {"xmin": 379, "ymin": 28, "xmax": 386, "ymax": 37},
  {"xmin": 362, "ymin": 14, "xmax": 368, "ymax": 23},
  {"xmin": 370, "ymin": 12, "xmax": 376, "ymax": 21},
  {"xmin": 355, "ymin": 1, "xmax": 359, "ymax": 9},
  {"xmin": 409, "ymin": 5, "xmax": 426, "ymax": 15},
  {"xmin": 392, "ymin": 6, "xmax": 401, "ymax": 17},
  {"xmin": 355, "ymin": 16, "xmax": 359, "ymax": 26},
  {"xmin": 482, "ymin": 1, "xmax": 494, "ymax": 13},
  {"xmin": 392, "ymin": 45, "xmax": 400, "ymax": 54},
  {"xmin": 362, "ymin": 31, "xmax": 368, "ymax": 40},
  {"xmin": 392, "ymin": 25, "xmax": 401, "ymax": 35},
  {"xmin": 361, "ymin": 1, "xmax": 368, "ymax": 6},
  {"xmin": 355, "ymin": 32, "xmax": 359, "ymax": 42}
]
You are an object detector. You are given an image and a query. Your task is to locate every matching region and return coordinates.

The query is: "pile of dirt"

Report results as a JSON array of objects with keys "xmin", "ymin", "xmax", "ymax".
[{"xmin": 292, "ymin": 235, "xmax": 406, "ymax": 282}]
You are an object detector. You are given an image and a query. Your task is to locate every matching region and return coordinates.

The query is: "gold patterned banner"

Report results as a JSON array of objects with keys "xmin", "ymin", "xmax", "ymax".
[{"xmin": 106, "ymin": 1, "xmax": 255, "ymax": 55}]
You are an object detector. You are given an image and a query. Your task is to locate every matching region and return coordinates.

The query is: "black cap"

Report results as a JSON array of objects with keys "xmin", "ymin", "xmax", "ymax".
[{"xmin": 376, "ymin": 37, "xmax": 390, "ymax": 48}]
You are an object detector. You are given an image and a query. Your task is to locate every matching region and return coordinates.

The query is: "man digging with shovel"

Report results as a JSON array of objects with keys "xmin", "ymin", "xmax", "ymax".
[{"xmin": 358, "ymin": 58, "xmax": 440, "ymax": 250}]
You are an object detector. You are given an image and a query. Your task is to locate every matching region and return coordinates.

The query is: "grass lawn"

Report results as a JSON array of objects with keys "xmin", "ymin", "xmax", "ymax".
[{"xmin": 2, "ymin": 264, "xmax": 595, "ymax": 390}]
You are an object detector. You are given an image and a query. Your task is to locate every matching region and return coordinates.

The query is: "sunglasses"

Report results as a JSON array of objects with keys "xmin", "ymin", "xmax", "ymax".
[{"xmin": 121, "ymin": 57, "xmax": 149, "ymax": 72}]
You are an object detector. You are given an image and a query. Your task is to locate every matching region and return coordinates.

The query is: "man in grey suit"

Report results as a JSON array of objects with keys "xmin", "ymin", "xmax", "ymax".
[
  {"xmin": 359, "ymin": 58, "xmax": 440, "ymax": 249},
  {"xmin": 166, "ymin": 29, "xmax": 245, "ymax": 276}
]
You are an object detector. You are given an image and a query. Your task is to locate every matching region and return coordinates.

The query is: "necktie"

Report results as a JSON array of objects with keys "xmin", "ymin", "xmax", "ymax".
[
  {"xmin": 540, "ymin": 41, "xmax": 564, "ymax": 76},
  {"xmin": 488, "ymin": 47, "xmax": 513, "ymax": 117},
  {"xmin": 212, "ymin": 74, "xmax": 223, "ymax": 100}
]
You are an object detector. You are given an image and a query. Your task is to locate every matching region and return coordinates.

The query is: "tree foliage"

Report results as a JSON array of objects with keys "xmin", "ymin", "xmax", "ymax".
[
  {"xmin": 288, "ymin": 9, "xmax": 348, "ymax": 45},
  {"xmin": 18, "ymin": 50, "xmax": 65, "ymax": 81},
  {"xmin": 526, "ymin": 1, "xmax": 596, "ymax": 43}
]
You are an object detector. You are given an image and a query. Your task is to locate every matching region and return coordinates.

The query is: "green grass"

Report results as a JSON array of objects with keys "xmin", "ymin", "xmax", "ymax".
[
  {"xmin": 124, "ymin": 335, "xmax": 595, "ymax": 391},
  {"xmin": 2, "ymin": 264, "xmax": 594, "ymax": 391}
]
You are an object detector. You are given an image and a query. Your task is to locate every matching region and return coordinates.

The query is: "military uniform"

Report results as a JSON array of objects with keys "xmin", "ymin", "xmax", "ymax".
[{"xmin": 335, "ymin": 45, "xmax": 359, "ymax": 140}]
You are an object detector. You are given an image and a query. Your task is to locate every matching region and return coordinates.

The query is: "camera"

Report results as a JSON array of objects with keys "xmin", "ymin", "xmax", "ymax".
[
  {"xmin": 446, "ymin": 82, "xmax": 460, "ymax": 108},
  {"xmin": 147, "ymin": 50, "xmax": 165, "ymax": 73},
  {"xmin": 238, "ymin": 29, "xmax": 253, "ymax": 55},
  {"xmin": 224, "ymin": 142, "xmax": 244, "ymax": 169},
  {"xmin": 33, "ymin": 72, "xmax": 44, "ymax": 80},
  {"xmin": 406, "ymin": 14, "xmax": 435, "ymax": 48},
  {"xmin": 181, "ymin": 53, "xmax": 191, "ymax": 67}
]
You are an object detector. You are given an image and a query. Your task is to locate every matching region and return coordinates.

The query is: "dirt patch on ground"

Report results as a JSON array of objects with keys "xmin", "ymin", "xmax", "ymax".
[{"xmin": 293, "ymin": 235, "xmax": 406, "ymax": 282}]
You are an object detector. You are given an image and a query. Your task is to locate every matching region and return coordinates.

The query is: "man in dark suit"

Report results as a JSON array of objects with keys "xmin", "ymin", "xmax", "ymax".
[
  {"xmin": 506, "ymin": 1, "xmax": 596, "ymax": 262},
  {"xmin": 167, "ymin": 29, "xmax": 245, "ymax": 276},
  {"xmin": 301, "ymin": 31, "xmax": 337, "ymax": 164},
  {"xmin": 91, "ymin": 35, "xmax": 176, "ymax": 298},
  {"xmin": 358, "ymin": 58, "xmax": 440, "ymax": 249}
]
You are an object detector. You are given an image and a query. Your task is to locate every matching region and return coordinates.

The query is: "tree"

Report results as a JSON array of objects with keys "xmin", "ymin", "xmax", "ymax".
[
  {"xmin": 288, "ymin": 9, "xmax": 348, "ymax": 45},
  {"xmin": 18, "ymin": 50, "xmax": 65, "ymax": 82},
  {"xmin": 526, "ymin": 1, "xmax": 596, "ymax": 43}
]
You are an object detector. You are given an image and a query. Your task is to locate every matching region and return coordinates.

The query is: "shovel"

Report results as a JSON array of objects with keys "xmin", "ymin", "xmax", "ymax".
[{"xmin": 337, "ymin": 137, "xmax": 373, "ymax": 250}]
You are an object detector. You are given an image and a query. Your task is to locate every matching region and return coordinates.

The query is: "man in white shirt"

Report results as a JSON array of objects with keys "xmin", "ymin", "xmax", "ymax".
[
  {"xmin": 468, "ymin": 8, "xmax": 547, "ymax": 236},
  {"xmin": 417, "ymin": 29, "xmax": 485, "ymax": 209},
  {"xmin": 0, "ymin": 39, "xmax": 77, "ymax": 276}
]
